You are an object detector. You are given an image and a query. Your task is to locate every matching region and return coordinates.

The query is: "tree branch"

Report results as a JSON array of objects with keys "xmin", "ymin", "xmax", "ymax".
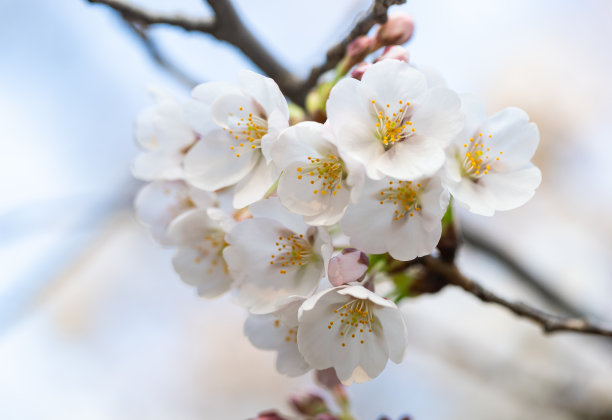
[
  {"xmin": 124, "ymin": 20, "xmax": 198, "ymax": 89},
  {"xmin": 461, "ymin": 227, "xmax": 585, "ymax": 317},
  {"xmin": 294, "ymin": 0, "xmax": 406, "ymax": 104},
  {"xmin": 88, "ymin": 0, "xmax": 405, "ymax": 106},
  {"xmin": 88, "ymin": 0, "xmax": 215, "ymax": 32},
  {"xmin": 422, "ymin": 256, "xmax": 612, "ymax": 338}
]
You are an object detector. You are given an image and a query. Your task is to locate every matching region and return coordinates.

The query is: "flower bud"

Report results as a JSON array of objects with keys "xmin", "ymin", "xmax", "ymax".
[
  {"xmin": 339, "ymin": 36, "xmax": 375, "ymax": 74},
  {"xmin": 328, "ymin": 248, "xmax": 369, "ymax": 286},
  {"xmin": 290, "ymin": 392, "xmax": 329, "ymax": 416},
  {"xmin": 374, "ymin": 45, "xmax": 410, "ymax": 63},
  {"xmin": 315, "ymin": 367, "xmax": 343, "ymax": 390},
  {"xmin": 254, "ymin": 411, "xmax": 288, "ymax": 420},
  {"xmin": 350, "ymin": 62, "xmax": 372, "ymax": 80},
  {"xmin": 375, "ymin": 14, "xmax": 414, "ymax": 47}
]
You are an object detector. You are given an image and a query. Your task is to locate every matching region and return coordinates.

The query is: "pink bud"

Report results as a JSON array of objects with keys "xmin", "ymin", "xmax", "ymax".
[
  {"xmin": 255, "ymin": 411, "xmax": 288, "ymax": 420},
  {"xmin": 350, "ymin": 62, "xmax": 371, "ymax": 80},
  {"xmin": 340, "ymin": 36, "xmax": 376, "ymax": 74},
  {"xmin": 376, "ymin": 15, "xmax": 414, "ymax": 47},
  {"xmin": 315, "ymin": 367, "xmax": 343, "ymax": 390},
  {"xmin": 374, "ymin": 45, "xmax": 410, "ymax": 63},
  {"xmin": 328, "ymin": 248, "xmax": 369, "ymax": 287}
]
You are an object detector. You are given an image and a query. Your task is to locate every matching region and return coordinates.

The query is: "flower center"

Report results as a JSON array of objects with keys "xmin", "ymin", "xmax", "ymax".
[
  {"xmin": 225, "ymin": 105, "xmax": 269, "ymax": 158},
  {"xmin": 327, "ymin": 299, "xmax": 375, "ymax": 347},
  {"xmin": 269, "ymin": 233, "xmax": 313, "ymax": 275},
  {"xmin": 377, "ymin": 179, "xmax": 423, "ymax": 221},
  {"xmin": 192, "ymin": 231, "xmax": 228, "ymax": 275},
  {"xmin": 459, "ymin": 132, "xmax": 503, "ymax": 180},
  {"xmin": 370, "ymin": 99, "xmax": 415, "ymax": 150},
  {"xmin": 295, "ymin": 154, "xmax": 345, "ymax": 196}
]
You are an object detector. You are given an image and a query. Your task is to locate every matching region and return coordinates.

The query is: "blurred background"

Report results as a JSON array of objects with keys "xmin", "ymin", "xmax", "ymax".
[{"xmin": 1, "ymin": 0, "xmax": 612, "ymax": 418}]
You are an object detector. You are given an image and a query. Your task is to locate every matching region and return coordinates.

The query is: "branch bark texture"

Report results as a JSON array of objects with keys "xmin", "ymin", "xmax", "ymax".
[{"xmin": 423, "ymin": 256, "xmax": 612, "ymax": 338}]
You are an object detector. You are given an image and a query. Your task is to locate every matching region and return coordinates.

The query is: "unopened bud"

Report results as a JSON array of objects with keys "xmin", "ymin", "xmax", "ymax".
[
  {"xmin": 374, "ymin": 45, "xmax": 410, "ymax": 63},
  {"xmin": 315, "ymin": 367, "xmax": 343, "ymax": 390},
  {"xmin": 290, "ymin": 392, "xmax": 329, "ymax": 416},
  {"xmin": 351, "ymin": 62, "xmax": 372, "ymax": 80},
  {"xmin": 339, "ymin": 36, "xmax": 375, "ymax": 74},
  {"xmin": 328, "ymin": 248, "xmax": 369, "ymax": 286},
  {"xmin": 375, "ymin": 15, "xmax": 414, "ymax": 47},
  {"xmin": 254, "ymin": 410, "xmax": 288, "ymax": 420}
]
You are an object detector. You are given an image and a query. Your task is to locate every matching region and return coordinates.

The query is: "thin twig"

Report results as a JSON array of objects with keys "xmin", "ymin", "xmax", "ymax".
[
  {"xmin": 295, "ymin": 0, "xmax": 406, "ymax": 104},
  {"xmin": 422, "ymin": 256, "xmax": 612, "ymax": 338},
  {"xmin": 461, "ymin": 227, "xmax": 585, "ymax": 317},
  {"xmin": 125, "ymin": 20, "xmax": 198, "ymax": 89}
]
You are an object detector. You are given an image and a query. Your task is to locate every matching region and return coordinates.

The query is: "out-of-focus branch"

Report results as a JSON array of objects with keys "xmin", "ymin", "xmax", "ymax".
[
  {"xmin": 423, "ymin": 256, "xmax": 612, "ymax": 338},
  {"xmin": 461, "ymin": 227, "xmax": 585, "ymax": 317},
  {"xmin": 87, "ymin": 0, "xmax": 405, "ymax": 106},
  {"xmin": 125, "ymin": 20, "xmax": 198, "ymax": 89},
  {"xmin": 296, "ymin": 0, "xmax": 406, "ymax": 104},
  {"xmin": 88, "ymin": 0, "xmax": 215, "ymax": 32}
]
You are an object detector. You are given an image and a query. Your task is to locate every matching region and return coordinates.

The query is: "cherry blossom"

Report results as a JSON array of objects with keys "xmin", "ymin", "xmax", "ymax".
[
  {"xmin": 133, "ymin": 88, "xmax": 196, "ymax": 181},
  {"xmin": 444, "ymin": 96, "xmax": 541, "ymax": 215},
  {"xmin": 326, "ymin": 60, "xmax": 463, "ymax": 181},
  {"xmin": 297, "ymin": 285, "xmax": 407, "ymax": 385},
  {"xmin": 223, "ymin": 198, "xmax": 332, "ymax": 314},
  {"xmin": 340, "ymin": 175, "xmax": 449, "ymax": 261},
  {"xmin": 244, "ymin": 297, "xmax": 311, "ymax": 376},
  {"xmin": 183, "ymin": 71, "xmax": 289, "ymax": 208},
  {"xmin": 167, "ymin": 207, "xmax": 235, "ymax": 297},
  {"xmin": 134, "ymin": 180, "xmax": 215, "ymax": 245},
  {"xmin": 272, "ymin": 121, "xmax": 365, "ymax": 226}
]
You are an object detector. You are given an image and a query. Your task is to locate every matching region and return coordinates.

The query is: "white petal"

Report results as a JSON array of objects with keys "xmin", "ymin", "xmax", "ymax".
[
  {"xmin": 172, "ymin": 246, "xmax": 231, "ymax": 297},
  {"xmin": 232, "ymin": 158, "xmax": 279, "ymax": 209},
  {"xmin": 132, "ymin": 151, "xmax": 184, "ymax": 181},
  {"xmin": 184, "ymin": 130, "xmax": 258, "ymax": 191},
  {"xmin": 376, "ymin": 306, "xmax": 407, "ymax": 363},
  {"xmin": 375, "ymin": 137, "xmax": 446, "ymax": 180},
  {"xmin": 238, "ymin": 70, "xmax": 289, "ymax": 121},
  {"xmin": 248, "ymin": 197, "xmax": 308, "ymax": 235},
  {"xmin": 362, "ymin": 60, "xmax": 428, "ymax": 107},
  {"xmin": 134, "ymin": 180, "xmax": 192, "ymax": 245},
  {"xmin": 409, "ymin": 87, "xmax": 463, "ymax": 148}
]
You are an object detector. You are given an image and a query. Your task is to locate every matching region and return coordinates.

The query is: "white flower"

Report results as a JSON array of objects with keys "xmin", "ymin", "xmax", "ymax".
[
  {"xmin": 134, "ymin": 180, "xmax": 215, "ymax": 245},
  {"xmin": 272, "ymin": 122, "xmax": 365, "ymax": 226},
  {"xmin": 444, "ymin": 96, "xmax": 542, "ymax": 216},
  {"xmin": 326, "ymin": 60, "xmax": 463, "ymax": 181},
  {"xmin": 133, "ymin": 88, "xmax": 196, "ymax": 181},
  {"xmin": 167, "ymin": 207, "xmax": 235, "ymax": 297},
  {"xmin": 183, "ymin": 71, "xmax": 289, "ymax": 208},
  {"xmin": 297, "ymin": 285, "xmax": 407, "ymax": 385},
  {"xmin": 244, "ymin": 297, "xmax": 311, "ymax": 376},
  {"xmin": 223, "ymin": 198, "xmax": 333, "ymax": 314},
  {"xmin": 340, "ymin": 175, "xmax": 449, "ymax": 261}
]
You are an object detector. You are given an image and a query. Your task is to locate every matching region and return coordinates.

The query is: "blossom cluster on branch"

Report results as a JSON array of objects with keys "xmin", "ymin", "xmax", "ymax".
[{"xmin": 132, "ymin": 15, "xmax": 541, "ymax": 385}]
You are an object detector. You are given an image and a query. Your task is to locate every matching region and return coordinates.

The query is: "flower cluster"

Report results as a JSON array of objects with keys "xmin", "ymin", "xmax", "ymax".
[{"xmin": 133, "ymin": 52, "xmax": 540, "ymax": 384}]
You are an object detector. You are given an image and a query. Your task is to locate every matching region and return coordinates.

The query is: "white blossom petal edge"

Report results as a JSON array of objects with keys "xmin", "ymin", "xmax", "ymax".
[
  {"xmin": 444, "ymin": 96, "xmax": 542, "ymax": 216},
  {"xmin": 297, "ymin": 285, "xmax": 407, "ymax": 385},
  {"xmin": 244, "ymin": 296, "xmax": 312, "ymax": 376}
]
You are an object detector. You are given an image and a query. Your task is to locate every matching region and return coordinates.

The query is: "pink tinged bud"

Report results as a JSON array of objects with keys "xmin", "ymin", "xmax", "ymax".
[
  {"xmin": 375, "ymin": 45, "xmax": 410, "ymax": 63},
  {"xmin": 315, "ymin": 367, "xmax": 343, "ymax": 390},
  {"xmin": 340, "ymin": 36, "xmax": 376, "ymax": 73},
  {"xmin": 327, "ymin": 248, "xmax": 369, "ymax": 287},
  {"xmin": 255, "ymin": 411, "xmax": 288, "ymax": 420},
  {"xmin": 376, "ymin": 14, "xmax": 414, "ymax": 47},
  {"xmin": 350, "ymin": 62, "xmax": 372, "ymax": 80}
]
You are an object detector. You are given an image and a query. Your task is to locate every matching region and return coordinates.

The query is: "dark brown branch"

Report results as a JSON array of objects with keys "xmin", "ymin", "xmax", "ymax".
[
  {"xmin": 461, "ymin": 227, "xmax": 585, "ymax": 317},
  {"xmin": 88, "ymin": 0, "xmax": 404, "ymax": 106},
  {"xmin": 125, "ymin": 20, "xmax": 198, "ymax": 89},
  {"xmin": 294, "ymin": 0, "xmax": 407, "ymax": 104},
  {"xmin": 88, "ymin": 0, "xmax": 215, "ymax": 32},
  {"xmin": 422, "ymin": 256, "xmax": 612, "ymax": 338}
]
